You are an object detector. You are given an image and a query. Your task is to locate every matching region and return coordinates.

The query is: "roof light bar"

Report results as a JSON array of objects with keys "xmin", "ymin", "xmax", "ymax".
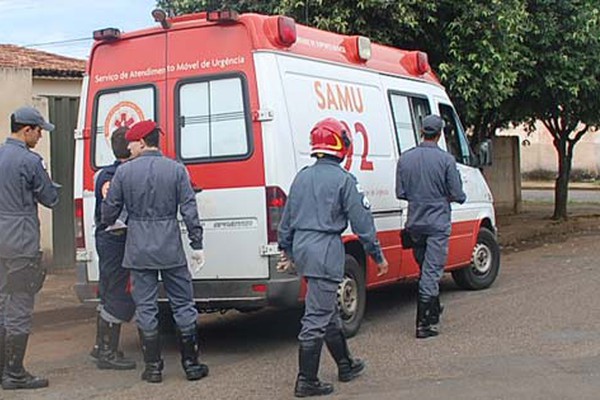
[
  {"xmin": 92, "ymin": 27, "xmax": 121, "ymax": 42},
  {"xmin": 207, "ymin": 9, "xmax": 239, "ymax": 23}
]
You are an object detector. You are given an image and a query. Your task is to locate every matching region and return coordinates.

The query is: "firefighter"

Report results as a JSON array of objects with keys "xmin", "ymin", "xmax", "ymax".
[
  {"xmin": 102, "ymin": 120, "xmax": 208, "ymax": 383},
  {"xmin": 395, "ymin": 114, "xmax": 466, "ymax": 339},
  {"xmin": 0, "ymin": 106, "xmax": 59, "ymax": 390},
  {"xmin": 89, "ymin": 127, "xmax": 136, "ymax": 370},
  {"xmin": 278, "ymin": 117, "xmax": 389, "ymax": 398}
]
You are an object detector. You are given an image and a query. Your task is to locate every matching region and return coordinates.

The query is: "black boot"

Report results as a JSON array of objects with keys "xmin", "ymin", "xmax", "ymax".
[
  {"xmin": 294, "ymin": 339, "xmax": 334, "ymax": 398},
  {"xmin": 96, "ymin": 318, "xmax": 136, "ymax": 370},
  {"xmin": 416, "ymin": 299, "xmax": 438, "ymax": 339},
  {"xmin": 429, "ymin": 296, "xmax": 444, "ymax": 327},
  {"xmin": 177, "ymin": 325, "xmax": 209, "ymax": 381},
  {"xmin": 2, "ymin": 334, "xmax": 48, "ymax": 390},
  {"xmin": 324, "ymin": 330, "xmax": 365, "ymax": 382},
  {"xmin": 139, "ymin": 330, "xmax": 163, "ymax": 383},
  {"xmin": 0, "ymin": 327, "xmax": 5, "ymax": 378},
  {"xmin": 89, "ymin": 313, "xmax": 102, "ymax": 361}
]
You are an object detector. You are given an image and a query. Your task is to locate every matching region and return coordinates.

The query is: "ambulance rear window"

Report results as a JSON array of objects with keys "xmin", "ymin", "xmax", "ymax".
[
  {"xmin": 176, "ymin": 75, "xmax": 252, "ymax": 162},
  {"xmin": 92, "ymin": 85, "xmax": 156, "ymax": 168}
]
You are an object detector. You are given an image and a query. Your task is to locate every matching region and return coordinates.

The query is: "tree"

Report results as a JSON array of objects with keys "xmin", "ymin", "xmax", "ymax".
[{"xmin": 511, "ymin": 0, "xmax": 600, "ymax": 219}]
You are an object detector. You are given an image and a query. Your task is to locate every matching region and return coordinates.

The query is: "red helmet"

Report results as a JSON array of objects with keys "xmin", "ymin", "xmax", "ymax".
[{"xmin": 310, "ymin": 118, "xmax": 351, "ymax": 159}]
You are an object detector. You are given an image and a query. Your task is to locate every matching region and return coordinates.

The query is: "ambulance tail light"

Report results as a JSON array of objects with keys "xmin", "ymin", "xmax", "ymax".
[
  {"xmin": 207, "ymin": 9, "xmax": 239, "ymax": 23},
  {"xmin": 266, "ymin": 186, "xmax": 287, "ymax": 243},
  {"xmin": 75, "ymin": 198, "xmax": 85, "ymax": 249},
  {"xmin": 92, "ymin": 27, "xmax": 121, "ymax": 42},
  {"xmin": 265, "ymin": 16, "xmax": 297, "ymax": 47}
]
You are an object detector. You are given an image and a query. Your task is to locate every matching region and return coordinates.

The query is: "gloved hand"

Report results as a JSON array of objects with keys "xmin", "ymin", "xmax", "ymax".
[
  {"xmin": 276, "ymin": 251, "xmax": 295, "ymax": 273},
  {"xmin": 190, "ymin": 249, "xmax": 205, "ymax": 274}
]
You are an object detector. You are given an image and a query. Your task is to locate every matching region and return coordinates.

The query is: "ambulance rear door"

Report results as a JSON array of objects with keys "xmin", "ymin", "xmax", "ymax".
[{"xmin": 165, "ymin": 24, "xmax": 268, "ymax": 280}]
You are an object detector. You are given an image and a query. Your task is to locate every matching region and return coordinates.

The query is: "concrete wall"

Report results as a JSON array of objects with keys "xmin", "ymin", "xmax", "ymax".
[
  {"xmin": 483, "ymin": 136, "xmax": 522, "ymax": 215},
  {"xmin": 33, "ymin": 78, "xmax": 82, "ymax": 98},
  {"xmin": 499, "ymin": 122, "xmax": 600, "ymax": 175}
]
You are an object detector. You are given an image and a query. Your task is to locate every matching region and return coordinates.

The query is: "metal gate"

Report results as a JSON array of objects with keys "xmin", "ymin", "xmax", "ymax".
[{"xmin": 48, "ymin": 97, "xmax": 79, "ymax": 269}]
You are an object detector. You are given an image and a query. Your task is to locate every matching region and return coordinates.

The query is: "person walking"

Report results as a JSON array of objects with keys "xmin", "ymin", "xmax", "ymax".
[
  {"xmin": 102, "ymin": 120, "xmax": 208, "ymax": 383},
  {"xmin": 89, "ymin": 127, "xmax": 136, "ymax": 370},
  {"xmin": 278, "ymin": 117, "xmax": 388, "ymax": 398},
  {"xmin": 0, "ymin": 106, "xmax": 59, "ymax": 389},
  {"xmin": 395, "ymin": 114, "xmax": 466, "ymax": 339}
]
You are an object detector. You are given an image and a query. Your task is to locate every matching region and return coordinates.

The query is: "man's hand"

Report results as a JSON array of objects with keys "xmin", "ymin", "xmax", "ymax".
[
  {"xmin": 190, "ymin": 249, "xmax": 205, "ymax": 275},
  {"xmin": 276, "ymin": 251, "xmax": 294, "ymax": 273},
  {"xmin": 377, "ymin": 257, "xmax": 389, "ymax": 277}
]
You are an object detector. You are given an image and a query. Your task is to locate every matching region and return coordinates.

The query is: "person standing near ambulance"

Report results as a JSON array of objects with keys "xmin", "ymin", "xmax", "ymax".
[
  {"xmin": 89, "ymin": 127, "xmax": 136, "ymax": 370},
  {"xmin": 102, "ymin": 120, "xmax": 208, "ymax": 383},
  {"xmin": 278, "ymin": 118, "xmax": 389, "ymax": 398},
  {"xmin": 395, "ymin": 114, "xmax": 466, "ymax": 339},
  {"xmin": 0, "ymin": 106, "xmax": 59, "ymax": 390}
]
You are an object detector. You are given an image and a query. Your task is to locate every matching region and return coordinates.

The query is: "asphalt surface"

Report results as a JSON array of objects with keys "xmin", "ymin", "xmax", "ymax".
[{"xmin": 4, "ymin": 232, "xmax": 600, "ymax": 400}]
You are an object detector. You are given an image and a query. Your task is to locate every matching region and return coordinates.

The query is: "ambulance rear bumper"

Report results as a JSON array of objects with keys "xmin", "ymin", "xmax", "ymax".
[{"xmin": 74, "ymin": 260, "xmax": 302, "ymax": 311}]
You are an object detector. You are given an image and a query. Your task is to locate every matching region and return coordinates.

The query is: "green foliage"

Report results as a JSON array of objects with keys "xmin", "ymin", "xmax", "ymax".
[{"xmin": 157, "ymin": 0, "xmax": 528, "ymax": 140}]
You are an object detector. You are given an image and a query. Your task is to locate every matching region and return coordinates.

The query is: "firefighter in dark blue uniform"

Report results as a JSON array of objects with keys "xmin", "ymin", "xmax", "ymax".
[
  {"xmin": 395, "ymin": 114, "xmax": 467, "ymax": 339},
  {"xmin": 89, "ymin": 127, "xmax": 136, "ymax": 370},
  {"xmin": 102, "ymin": 120, "xmax": 208, "ymax": 383},
  {"xmin": 278, "ymin": 118, "xmax": 389, "ymax": 398},
  {"xmin": 0, "ymin": 106, "xmax": 59, "ymax": 390}
]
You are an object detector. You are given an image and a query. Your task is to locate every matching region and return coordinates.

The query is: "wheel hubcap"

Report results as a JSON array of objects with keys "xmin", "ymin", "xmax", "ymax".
[
  {"xmin": 471, "ymin": 243, "xmax": 492, "ymax": 275},
  {"xmin": 337, "ymin": 276, "xmax": 358, "ymax": 320}
]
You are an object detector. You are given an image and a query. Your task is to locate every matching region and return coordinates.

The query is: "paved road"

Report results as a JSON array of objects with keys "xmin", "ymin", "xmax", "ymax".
[
  {"xmin": 523, "ymin": 188, "xmax": 600, "ymax": 203},
  {"xmin": 5, "ymin": 232, "xmax": 600, "ymax": 400}
]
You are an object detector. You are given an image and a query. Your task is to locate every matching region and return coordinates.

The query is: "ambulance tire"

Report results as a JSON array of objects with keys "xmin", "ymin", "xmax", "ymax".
[
  {"xmin": 451, "ymin": 227, "xmax": 500, "ymax": 290},
  {"xmin": 338, "ymin": 255, "xmax": 366, "ymax": 338}
]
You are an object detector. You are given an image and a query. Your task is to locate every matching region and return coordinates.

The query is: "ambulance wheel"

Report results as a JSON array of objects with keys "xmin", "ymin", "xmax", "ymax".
[
  {"xmin": 338, "ymin": 254, "xmax": 366, "ymax": 338},
  {"xmin": 452, "ymin": 227, "xmax": 500, "ymax": 290}
]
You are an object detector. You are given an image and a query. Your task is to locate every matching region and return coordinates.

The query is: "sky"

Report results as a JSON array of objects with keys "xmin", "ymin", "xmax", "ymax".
[{"xmin": 0, "ymin": 0, "xmax": 159, "ymax": 59}]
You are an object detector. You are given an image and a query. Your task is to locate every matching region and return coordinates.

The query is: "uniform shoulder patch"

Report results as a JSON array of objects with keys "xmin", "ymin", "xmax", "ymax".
[{"xmin": 362, "ymin": 195, "xmax": 371, "ymax": 210}]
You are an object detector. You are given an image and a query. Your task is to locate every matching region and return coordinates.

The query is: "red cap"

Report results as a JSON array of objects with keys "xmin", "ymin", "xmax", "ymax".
[{"xmin": 125, "ymin": 120, "xmax": 157, "ymax": 142}]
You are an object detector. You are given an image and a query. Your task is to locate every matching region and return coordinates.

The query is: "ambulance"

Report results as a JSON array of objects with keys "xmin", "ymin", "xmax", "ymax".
[{"xmin": 74, "ymin": 10, "xmax": 499, "ymax": 336}]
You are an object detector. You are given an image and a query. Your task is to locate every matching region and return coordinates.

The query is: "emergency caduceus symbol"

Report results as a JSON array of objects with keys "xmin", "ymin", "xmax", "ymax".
[{"xmin": 104, "ymin": 101, "xmax": 146, "ymax": 141}]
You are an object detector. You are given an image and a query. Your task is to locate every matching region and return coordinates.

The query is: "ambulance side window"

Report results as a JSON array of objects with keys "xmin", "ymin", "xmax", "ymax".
[
  {"xmin": 177, "ymin": 75, "xmax": 251, "ymax": 161},
  {"xmin": 438, "ymin": 103, "xmax": 471, "ymax": 165},
  {"xmin": 389, "ymin": 92, "xmax": 430, "ymax": 153},
  {"xmin": 93, "ymin": 86, "xmax": 156, "ymax": 168}
]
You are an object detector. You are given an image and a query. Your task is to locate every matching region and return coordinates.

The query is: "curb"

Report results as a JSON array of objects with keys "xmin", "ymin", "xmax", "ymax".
[{"xmin": 522, "ymin": 185, "xmax": 600, "ymax": 191}]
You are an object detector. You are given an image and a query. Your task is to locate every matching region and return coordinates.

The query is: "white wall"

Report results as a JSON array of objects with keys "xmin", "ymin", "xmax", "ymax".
[
  {"xmin": 499, "ymin": 122, "xmax": 600, "ymax": 175},
  {"xmin": 33, "ymin": 78, "xmax": 82, "ymax": 98}
]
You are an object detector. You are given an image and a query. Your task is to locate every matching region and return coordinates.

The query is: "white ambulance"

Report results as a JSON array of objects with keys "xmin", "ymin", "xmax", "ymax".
[{"xmin": 74, "ymin": 10, "xmax": 499, "ymax": 336}]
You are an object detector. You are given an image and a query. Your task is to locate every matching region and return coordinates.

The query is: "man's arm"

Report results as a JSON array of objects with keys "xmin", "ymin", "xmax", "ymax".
[
  {"xmin": 277, "ymin": 182, "xmax": 295, "ymax": 259},
  {"xmin": 30, "ymin": 157, "xmax": 59, "ymax": 208},
  {"xmin": 342, "ymin": 175, "xmax": 384, "ymax": 265},
  {"xmin": 446, "ymin": 159, "xmax": 467, "ymax": 204},
  {"xmin": 178, "ymin": 165, "xmax": 203, "ymax": 250},
  {"xmin": 395, "ymin": 158, "xmax": 407, "ymax": 200},
  {"xmin": 101, "ymin": 168, "xmax": 124, "ymax": 226}
]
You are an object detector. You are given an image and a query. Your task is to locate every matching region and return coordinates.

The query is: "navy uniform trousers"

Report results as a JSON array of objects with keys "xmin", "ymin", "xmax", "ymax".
[
  {"xmin": 0, "ymin": 258, "xmax": 36, "ymax": 335},
  {"xmin": 299, "ymin": 278, "xmax": 342, "ymax": 342},
  {"xmin": 410, "ymin": 231, "xmax": 449, "ymax": 300},
  {"xmin": 96, "ymin": 229, "xmax": 135, "ymax": 323},
  {"xmin": 130, "ymin": 266, "xmax": 198, "ymax": 332}
]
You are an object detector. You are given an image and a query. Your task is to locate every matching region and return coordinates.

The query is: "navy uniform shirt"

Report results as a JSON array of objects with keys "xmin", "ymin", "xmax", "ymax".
[
  {"xmin": 0, "ymin": 137, "xmax": 59, "ymax": 258},
  {"xmin": 278, "ymin": 157, "xmax": 384, "ymax": 283},
  {"xmin": 395, "ymin": 141, "xmax": 467, "ymax": 234},
  {"xmin": 101, "ymin": 150, "xmax": 203, "ymax": 270}
]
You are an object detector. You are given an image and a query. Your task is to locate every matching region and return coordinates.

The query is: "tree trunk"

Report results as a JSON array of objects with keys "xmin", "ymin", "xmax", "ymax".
[{"xmin": 553, "ymin": 142, "xmax": 571, "ymax": 220}]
